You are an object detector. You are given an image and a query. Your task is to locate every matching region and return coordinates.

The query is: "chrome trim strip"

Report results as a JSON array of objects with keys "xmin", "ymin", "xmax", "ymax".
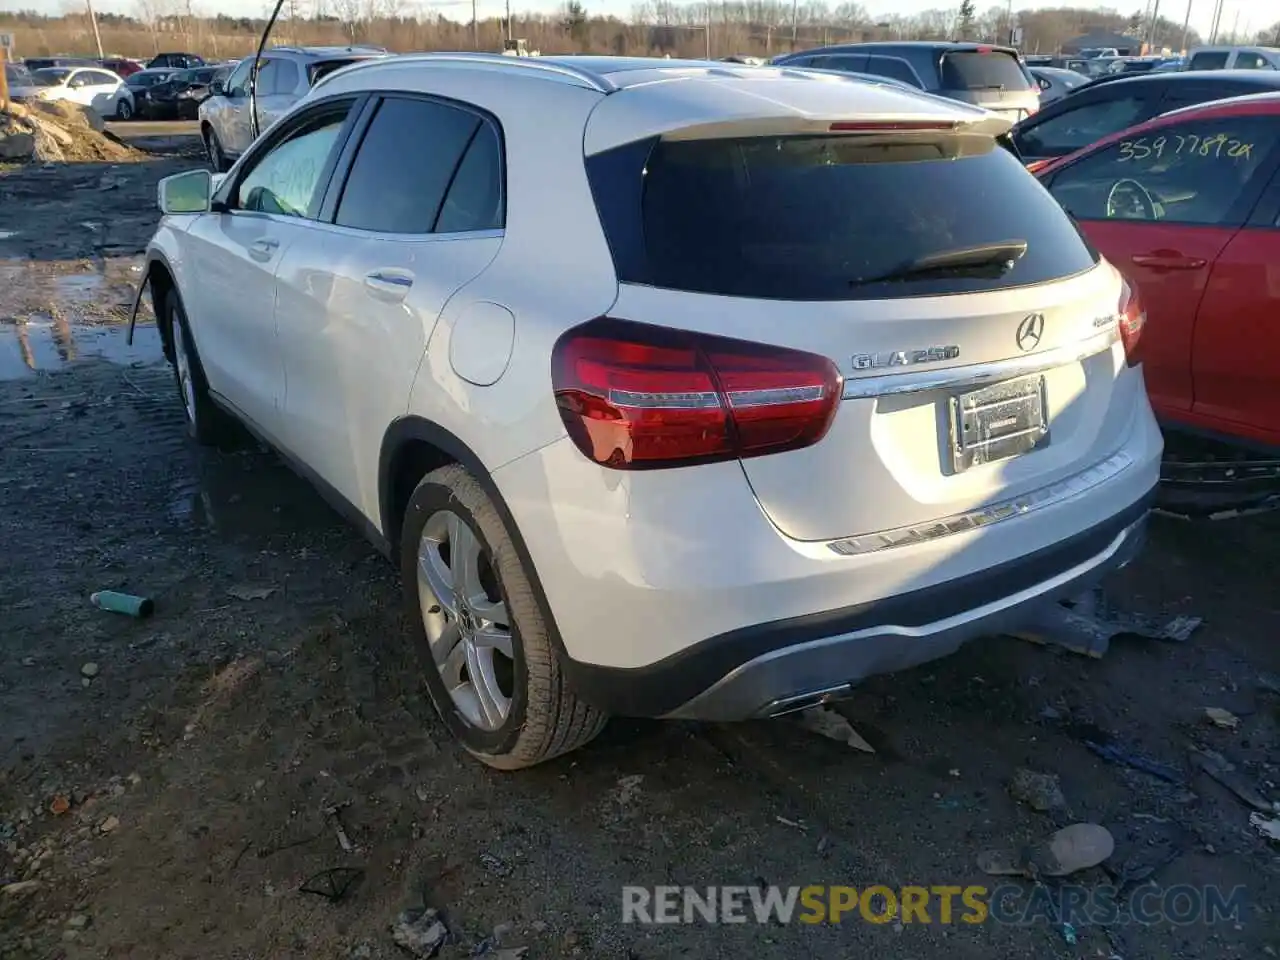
[
  {"xmin": 827, "ymin": 449, "xmax": 1134, "ymax": 556},
  {"xmin": 841, "ymin": 326, "xmax": 1119, "ymax": 400}
]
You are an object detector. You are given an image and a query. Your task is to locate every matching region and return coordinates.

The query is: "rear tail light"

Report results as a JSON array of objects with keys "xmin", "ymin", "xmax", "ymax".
[
  {"xmin": 551, "ymin": 318, "xmax": 843, "ymax": 470},
  {"xmin": 1118, "ymin": 280, "xmax": 1145, "ymax": 366}
]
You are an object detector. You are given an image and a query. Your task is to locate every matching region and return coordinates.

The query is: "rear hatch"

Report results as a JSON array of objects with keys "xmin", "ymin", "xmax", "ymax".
[
  {"xmin": 584, "ymin": 109, "xmax": 1132, "ymax": 543},
  {"xmin": 938, "ymin": 47, "xmax": 1040, "ymax": 120}
]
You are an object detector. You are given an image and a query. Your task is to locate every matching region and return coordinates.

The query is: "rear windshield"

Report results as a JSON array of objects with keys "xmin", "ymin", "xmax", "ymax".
[
  {"xmin": 941, "ymin": 50, "xmax": 1032, "ymax": 90},
  {"xmin": 586, "ymin": 133, "xmax": 1098, "ymax": 301}
]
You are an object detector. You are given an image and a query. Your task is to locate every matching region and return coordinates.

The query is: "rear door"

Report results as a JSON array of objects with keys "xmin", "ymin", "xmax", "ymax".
[
  {"xmin": 1011, "ymin": 84, "xmax": 1162, "ymax": 162},
  {"xmin": 587, "ymin": 125, "xmax": 1129, "ymax": 542},
  {"xmin": 254, "ymin": 56, "xmax": 301, "ymax": 134},
  {"xmin": 274, "ymin": 94, "xmax": 504, "ymax": 516},
  {"xmin": 1191, "ymin": 144, "xmax": 1280, "ymax": 444},
  {"xmin": 937, "ymin": 47, "xmax": 1039, "ymax": 121},
  {"xmin": 1042, "ymin": 112, "xmax": 1280, "ymax": 422}
]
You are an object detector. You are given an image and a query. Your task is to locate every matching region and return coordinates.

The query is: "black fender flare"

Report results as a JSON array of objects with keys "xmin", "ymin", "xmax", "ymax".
[{"xmin": 378, "ymin": 416, "xmax": 578, "ymax": 672}]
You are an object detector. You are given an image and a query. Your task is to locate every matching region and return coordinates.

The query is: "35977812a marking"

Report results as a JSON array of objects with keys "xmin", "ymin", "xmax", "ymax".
[{"xmin": 1118, "ymin": 133, "xmax": 1254, "ymax": 163}]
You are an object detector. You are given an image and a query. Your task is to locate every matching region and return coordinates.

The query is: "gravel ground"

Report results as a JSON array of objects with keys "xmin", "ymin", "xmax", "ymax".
[{"xmin": 0, "ymin": 132, "xmax": 1277, "ymax": 960}]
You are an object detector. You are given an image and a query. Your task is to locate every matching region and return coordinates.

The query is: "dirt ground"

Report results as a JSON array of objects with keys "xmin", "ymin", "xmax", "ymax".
[{"xmin": 1, "ymin": 128, "xmax": 1277, "ymax": 960}]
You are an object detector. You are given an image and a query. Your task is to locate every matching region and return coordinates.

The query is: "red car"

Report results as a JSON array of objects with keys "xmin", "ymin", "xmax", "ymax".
[
  {"xmin": 100, "ymin": 57, "xmax": 144, "ymax": 78},
  {"xmin": 1033, "ymin": 92, "xmax": 1280, "ymax": 451}
]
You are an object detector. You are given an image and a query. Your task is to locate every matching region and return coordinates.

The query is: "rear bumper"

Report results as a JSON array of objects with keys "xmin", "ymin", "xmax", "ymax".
[{"xmin": 566, "ymin": 492, "xmax": 1152, "ymax": 719}]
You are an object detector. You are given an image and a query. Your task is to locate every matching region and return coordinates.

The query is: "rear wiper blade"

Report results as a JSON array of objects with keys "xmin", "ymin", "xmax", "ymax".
[{"xmin": 849, "ymin": 240, "xmax": 1029, "ymax": 288}]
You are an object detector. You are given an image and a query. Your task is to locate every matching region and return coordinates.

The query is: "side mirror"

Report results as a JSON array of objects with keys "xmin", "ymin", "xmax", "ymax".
[
  {"xmin": 209, "ymin": 79, "xmax": 225, "ymax": 96},
  {"xmin": 158, "ymin": 169, "xmax": 213, "ymax": 215}
]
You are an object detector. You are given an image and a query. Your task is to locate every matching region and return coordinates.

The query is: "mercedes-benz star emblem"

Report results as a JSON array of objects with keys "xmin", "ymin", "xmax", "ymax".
[{"xmin": 1016, "ymin": 313, "xmax": 1045, "ymax": 352}]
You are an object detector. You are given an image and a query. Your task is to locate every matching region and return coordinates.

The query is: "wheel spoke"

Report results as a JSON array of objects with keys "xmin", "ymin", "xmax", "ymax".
[
  {"xmin": 448, "ymin": 514, "xmax": 484, "ymax": 605},
  {"xmin": 417, "ymin": 541, "xmax": 457, "ymax": 618},
  {"xmin": 429, "ymin": 618, "xmax": 463, "ymax": 667},
  {"xmin": 439, "ymin": 632, "xmax": 468, "ymax": 688},
  {"xmin": 472, "ymin": 624, "xmax": 513, "ymax": 659},
  {"xmin": 465, "ymin": 642, "xmax": 509, "ymax": 728},
  {"xmin": 470, "ymin": 596, "xmax": 507, "ymax": 628}
]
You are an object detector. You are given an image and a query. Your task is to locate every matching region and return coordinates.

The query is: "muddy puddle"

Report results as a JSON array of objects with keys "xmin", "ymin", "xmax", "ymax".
[{"xmin": 0, "ymin": 319, "xmax": 163, "ymax": 380}]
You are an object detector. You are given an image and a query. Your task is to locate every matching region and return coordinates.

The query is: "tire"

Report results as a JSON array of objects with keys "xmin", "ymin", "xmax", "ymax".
[
  {"xmin": 115, "ymin": 98, "xmax": 133, "ymax": 121},
  {"xmin": 165, "ymin": 289, "xmax": 236, "ymax": 446},
  {"xmin": 203, "ymin": 126, "xmax": 229, "ymax": 173},
  {"xmin": 400, "ymin": 464, "xmax": 607, "ymax": 770}
]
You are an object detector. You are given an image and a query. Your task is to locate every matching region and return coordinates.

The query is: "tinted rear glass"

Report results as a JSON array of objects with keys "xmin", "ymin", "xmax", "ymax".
[
  {"xmin": 941, "ymin": 50, "xmax": 1031, "ymax": 90},
  {"xmin": 587, "ymin": 133, "xmax": 1098, "ymax": 301}
]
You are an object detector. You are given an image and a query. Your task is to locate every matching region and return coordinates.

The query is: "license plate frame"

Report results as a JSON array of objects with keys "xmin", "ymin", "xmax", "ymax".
[{"xmin": 948, "ymin": 375, "xmax": 1049, "ymax": 474}]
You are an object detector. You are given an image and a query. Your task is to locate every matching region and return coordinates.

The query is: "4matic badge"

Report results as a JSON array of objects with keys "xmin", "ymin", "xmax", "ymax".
[{"xmin": 851, "ymin": 346, "xmax": 960, "ymax": 371}]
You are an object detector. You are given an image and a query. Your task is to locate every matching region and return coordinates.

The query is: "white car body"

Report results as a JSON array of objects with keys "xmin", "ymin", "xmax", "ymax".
[
  {"xmin": 30, "ymin": 66, "xmax": 131, "ymax": 118},
  {"xmin": 139, "ymin": 55, "xmax": 1162, "ymax": 767}
]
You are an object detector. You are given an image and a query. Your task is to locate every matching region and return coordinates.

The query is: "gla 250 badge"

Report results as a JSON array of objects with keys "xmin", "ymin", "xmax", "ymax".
[{"xmin": 851, "ymin": 345, "xmax": 960, "ymax": 371}]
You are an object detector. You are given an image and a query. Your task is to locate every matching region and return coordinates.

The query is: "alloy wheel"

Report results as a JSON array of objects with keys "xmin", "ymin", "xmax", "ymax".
[
  {"xmin": 416, "ymin": 509, "xmax": 515, "ymax": 731},
  {"xmin": 172, "ymin": 319, "xmax": 196, "ymax": 424}
]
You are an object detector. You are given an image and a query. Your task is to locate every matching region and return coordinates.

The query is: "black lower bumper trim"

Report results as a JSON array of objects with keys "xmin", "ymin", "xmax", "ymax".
[{"xmin": 563, "ymin": 489, "xmax": 1156, "ymax": 717}]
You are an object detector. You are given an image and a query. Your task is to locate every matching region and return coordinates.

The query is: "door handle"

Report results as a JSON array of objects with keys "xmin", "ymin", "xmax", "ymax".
[
  {"xmin": 1131, "ymin": 252, "xmax": 1207, "ymax": 271},
  {"xmin": 364, "ymin": 269, "xmax": 415, "ymax": 302},
  {"xmin": 249, "ymin": 237, "xmax": 279, "ymax": 262}
]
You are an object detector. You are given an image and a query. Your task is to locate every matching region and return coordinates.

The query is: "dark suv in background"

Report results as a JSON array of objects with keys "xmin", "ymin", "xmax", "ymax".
[{"xmin": 772, "ymin": 41, "xmax": 1040, "ymax": 121}]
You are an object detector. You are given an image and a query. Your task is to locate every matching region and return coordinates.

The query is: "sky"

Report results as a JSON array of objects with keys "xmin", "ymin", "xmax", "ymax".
[{"xmin": 18, "ymin": 0, "xmax": 1265, "ymax": 38}]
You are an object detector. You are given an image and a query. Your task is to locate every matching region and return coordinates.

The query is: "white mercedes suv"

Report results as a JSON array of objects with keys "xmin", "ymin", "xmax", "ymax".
[{"xmin": 133, "ymin": 54, "xmax": 1162, "ymax": 769}]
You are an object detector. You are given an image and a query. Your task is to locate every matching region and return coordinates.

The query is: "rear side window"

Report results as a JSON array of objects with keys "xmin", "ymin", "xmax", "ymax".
[
  {"xmin": 267, "ymin": 59, "xmax": 299, "ymax": 95},
  {"xmin": 586, "ymin": 133, "xmax": 1099, "ymax": 301},
  {"xmin": 1233, "ymin": 52, "xmax": 1273, "ymax": 70},
  {"xmin": 335, "ymin": 96, "xmax": 502, "ymax": 234},
  {"xmin": 941, "ymin": 50, "xmax": 1031, "ymax": 90},
  {"xmin": 1189, "ymin": 51, "xmax": 1230, "ymax": 70},
  {"xmin": 865, "ymin": 55, "xmax": 921, "ymax": 87}
]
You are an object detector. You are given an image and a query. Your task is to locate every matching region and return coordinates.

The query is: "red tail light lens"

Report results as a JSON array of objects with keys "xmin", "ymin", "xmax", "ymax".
[
  {"xmin": 1118, "ymin": 280, "xmax": 1145, "ymax": 367},
  {"xmin": 551, "ymin": 318, "xmax": 843, "ymax": 470}
]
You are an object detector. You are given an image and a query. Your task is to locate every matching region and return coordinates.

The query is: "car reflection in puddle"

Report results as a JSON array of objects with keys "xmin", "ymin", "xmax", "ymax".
[{"xmin": 0, "ymin": 319, "xmax": 164, "ymax": 381}]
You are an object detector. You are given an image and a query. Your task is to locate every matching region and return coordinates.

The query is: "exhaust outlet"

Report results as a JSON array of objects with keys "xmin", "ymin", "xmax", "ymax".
[{"xmin": 759, "ymin": 683, "xmax": 854, "ymax": 719}]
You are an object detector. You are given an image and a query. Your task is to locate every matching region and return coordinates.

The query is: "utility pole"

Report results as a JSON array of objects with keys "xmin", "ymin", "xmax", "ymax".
[
  {"xmin": 1147, "ymin": 0, "xmax": 1161, "ymax": 51},
  {"xmin": 705, "ymin": 1, "xmax": 711, "ymax": 59},
  {"xmin": 85, "ymin": 0, "xmax": 105, "ymax": 60},
  {"xmin": 790, "ymin": 0, "xmax": 798, "ymax": 50},
  {"xmin": 1179, "ymin": 0, "xmax": 1192, "ymax": 53},
  {"xmin": 471, "ymin": 0, "xmax": 478, "ymax": 49},
  {"xmin": 505, "ymin": 0, "xmax": 512, "ymax": 44},
  {"xmin": 1208, "ymin": 0, "xmax": 1224, "ymax": 43},
  {"xmin": 1006, "ymin": 0, "xmax": 1013, "ymax": 46},
  {"xmin": 0, "ymin": 46, "xmax": 10, "ymax": 113}
]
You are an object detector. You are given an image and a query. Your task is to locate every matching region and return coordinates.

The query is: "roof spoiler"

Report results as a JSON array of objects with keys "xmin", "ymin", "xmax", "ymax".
[{"xmin": 660, "ymin": 111, "xmax": 1015, "ymax": 143}]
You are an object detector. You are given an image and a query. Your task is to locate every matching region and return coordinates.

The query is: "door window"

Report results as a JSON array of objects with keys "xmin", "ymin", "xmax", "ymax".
[
  {"xmin": 225, "ymin": 58, "xmax": 253, "ymax": 96},
  {"xmin": 1188, "ymin": 51, "xmax": 1230, "ymax": 70},
  {"xmin": 864, "ymin": 55, "xmax": 921, "ymax": 87},
  {"xmin": 1016, "ymin": 95, "xmax": 1150, "ymax": 156},
  {"xmin": 1046, "ymin": 116, "xmax": 1280, "ymax": 226},
  {"xmin": 232, "ymin": 106, "xmax": 351, "ymax": 218},
  {"xmin": 334, "ymin": 97, "xmax": 503, "ymax": 234}
]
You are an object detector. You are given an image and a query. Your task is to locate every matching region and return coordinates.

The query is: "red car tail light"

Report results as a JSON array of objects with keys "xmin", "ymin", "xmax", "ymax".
[
  {"xmin": 551, "ymin": 318, "xmax": 843, "ymax": 470},
  {"xmin": 1118, "ymin": 280, "xmax": 1145, "ymax": 367}
]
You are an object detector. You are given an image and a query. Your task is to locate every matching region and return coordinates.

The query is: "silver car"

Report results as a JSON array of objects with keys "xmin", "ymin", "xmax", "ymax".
[
  {"xmin": 1030, "ymin": 66, "xmax": 1089, "ymax": 105},
  {"xmin": 198, "ymin": 45, "xmax": 387, "ymax": 171}
]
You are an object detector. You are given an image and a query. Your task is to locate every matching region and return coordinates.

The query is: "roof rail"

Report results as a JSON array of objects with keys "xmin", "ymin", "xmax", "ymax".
[{"xmin": 340, "ymin": 51, "xmax": 616, "ymax": 93}]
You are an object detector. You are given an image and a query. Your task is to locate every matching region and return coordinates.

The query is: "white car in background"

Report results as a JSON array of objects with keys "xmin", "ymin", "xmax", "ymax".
[
  {"xmin": 28, "ymin": 66, "xmax": 132, "ymax": 119},
  {"xmin": 136, "ymin": 55, "xmax": 1162, "ymax": 770},
  {"xmin": 5, "ymin": 62, "xmax": 40, "ymax": 100}
]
